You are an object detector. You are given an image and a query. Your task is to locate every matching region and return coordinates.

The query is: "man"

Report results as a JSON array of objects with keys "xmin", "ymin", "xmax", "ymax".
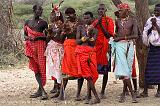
[
  {"xmin": 140, "ymin": 4, "xmax": 160, "ymax": 98},
  {"xmin": 114, "ymin": 10, "xmax": 139, "ymax": 96},
  {"xmin": 24, "ymin": 5, "xmax": 48, "ymax": 100},
  {"xmin": 75, "ymin": 11, "xmax": 97, "ymax": 102},
  {"xmin": 110, "ymin": 3, "xmax": 138, "ymax": 103},
  {"xmin": 75, "ymin": 11, "xmax": 100, "ymax": 104},
  {"xmin": 55, "ymin": 7, "xmax": 80, "ymax": 101},
  {"xmin": 92, "ymin": 3, "xmax": 114, "ymax": 99}
]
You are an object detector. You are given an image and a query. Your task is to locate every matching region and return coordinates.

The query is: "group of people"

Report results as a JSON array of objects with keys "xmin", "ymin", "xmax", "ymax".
[{"xmin": 23, "ymin": 1, "xmax": 160, "ymax": 104}]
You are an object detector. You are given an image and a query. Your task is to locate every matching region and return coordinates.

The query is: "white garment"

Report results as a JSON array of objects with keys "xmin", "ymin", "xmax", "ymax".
[
  {"xmin": 148, "ymin": 30, "xmax": 160, "ymax": 46},
  {"xmin": 142, "ymin": 16, "xmax": 160, "ymax": 46},
  {"xmin": 44, "ymin": 40, "xmax": 64, "ymax": 84}
]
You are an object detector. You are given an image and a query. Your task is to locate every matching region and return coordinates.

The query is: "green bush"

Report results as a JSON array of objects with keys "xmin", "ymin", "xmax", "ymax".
[
  {"xmin": 148, "ymin": 0, "xmax": 160, "ymax": 5},
  {"xmin": 13, "ymin": 0, "xmax": 135, "ymax": 28}
]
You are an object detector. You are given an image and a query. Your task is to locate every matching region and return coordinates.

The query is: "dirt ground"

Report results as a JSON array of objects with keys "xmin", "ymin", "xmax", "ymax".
[{"xmin": 0, "ymin": 66, "xmax": 160, "ymax": 106}]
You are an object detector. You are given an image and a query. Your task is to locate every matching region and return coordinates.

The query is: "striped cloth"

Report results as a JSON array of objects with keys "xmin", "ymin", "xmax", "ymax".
[{"xmin": 145, "ymin": 44, "xmax": 160, "ymax": 85}]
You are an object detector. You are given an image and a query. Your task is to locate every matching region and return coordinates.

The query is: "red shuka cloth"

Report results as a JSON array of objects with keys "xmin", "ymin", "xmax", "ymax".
[
  {"xmin": 62, "ymin": 39, "xmax": 79, "ymax": 77},
  {"xmin": 92, "ymin": 16, "xmax": 114, "ymax": 65},
  {"xmin": 132, "ymin": 54, "xmax": 137, "ymax": 78},
  {"xmin": 24, "ymin": 26, "xmax": 47, "ymax": 86},
  {"xmin": 75, "ymin": 45, "xmax": 98, "ymax": 84}
]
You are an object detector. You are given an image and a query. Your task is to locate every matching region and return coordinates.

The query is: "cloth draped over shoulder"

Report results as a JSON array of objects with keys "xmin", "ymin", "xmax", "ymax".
[
  {"xmin": 92, "ymin": 16, "xmax": 114, "ymax": 74},
  {"xmin": 24, "ymin": 26, "xmax": 47, "ymax": 86}
]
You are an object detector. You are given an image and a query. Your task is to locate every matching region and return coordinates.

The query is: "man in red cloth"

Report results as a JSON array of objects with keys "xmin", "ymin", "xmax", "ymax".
[
  {"xmin": 24, "ymin": 5, "xmax": 48, "ymax": 100},
  {"xmin": 54, "ymin": 7, "xmax": 80, "ymax": 101},
  {"xmin": 92, "ymin": 3, "xmax": 114, "ymax": 98},
  {"xmin": 75, "ymin": 11, "xmax": 100, "ymax": 104}
]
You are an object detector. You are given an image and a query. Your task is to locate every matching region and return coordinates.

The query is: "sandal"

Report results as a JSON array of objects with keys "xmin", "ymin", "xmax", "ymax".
[
  {"xmin": 100, "ymin": 93, "xmax": 107, "ymax": 99},
  {"xmin": 75, "ymin": 96, "xmax": 83, "ymax": 101},
  {"xmin": 40, "ymin": 92, "xmax": 48, "ymax": 100},
  {"xmin": 138, "ymin": 92, "xmax": 148, "ymax": 98},
  {"xmin": 132, "ymin": 93, "xmax": 138, "ymax": 103},
  {"xmin": 30, "ymin": 91, "xmax": 42, "ymax": 98},
  {"xmin": 119, "ymin": 95, "xmax": 125, "ymax": 103},
  {"xmin": 155, "ymin": 92, "xmax": 160, "ymax": 98},
  {"xmin": 89, "ymin": 99, "xmax": 100, "ymax": 105}
]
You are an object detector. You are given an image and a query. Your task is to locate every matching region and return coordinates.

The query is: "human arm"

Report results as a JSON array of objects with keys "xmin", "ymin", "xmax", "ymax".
[
  {"xmin": 99, "ymin": 18, "xmax": 114, "ymax": 39},
  {"xmin": 88, "ymin": 27, "xmax": 98, "ymax": 45}
]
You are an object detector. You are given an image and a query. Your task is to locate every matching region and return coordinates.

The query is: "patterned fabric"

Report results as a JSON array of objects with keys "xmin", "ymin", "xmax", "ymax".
[
  {"xmin": 44, "ymin": 40, "xmax": 63, "ymax": 83},
  {"xmin": 117, "ymin": 3, "xmax": 130, "ymax": 10},
  {"xmin": 142, "ymin": 16, "xmax": 160, "ymax": 46},
  {"xmin": 92, "ymin": 16, "xmax": 114, "ymax": 74},
  {"xmin": 24, "ymin": 26, "xmax": 46, "ymax": 86},
  {"xmin": 132, "ymin": 53, "xmax": 137, "ymax": 78},
  {"xmin": 110, "ymin": 40, "xmax": 134, "ymax": 79},
  {"xmin": 62, "ymin": 39, "xmax": 79, "ymax": 77},
  {"xmin": 75, "ymin": 45, "xmax": 98, "ymax": 83},
  {"xmin": 145, "ymin": 44, "xmax": 160, "ymax": 85},
  {"xmin": 148, "ymin": 30, "xmax": 160, "ymax": 46}
]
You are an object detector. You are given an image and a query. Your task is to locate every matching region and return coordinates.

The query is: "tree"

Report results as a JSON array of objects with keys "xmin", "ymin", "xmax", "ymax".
[
  {"xmin": 134, "ymin": 0, "xmax": 150, "ymax": 88},
  {"xmin": 111, "ymin": 0, "xmax": 150, "ymax": 88},
  {"xmin": 0, "ymin": 0, "xmax": 23, "ymax": 66}
]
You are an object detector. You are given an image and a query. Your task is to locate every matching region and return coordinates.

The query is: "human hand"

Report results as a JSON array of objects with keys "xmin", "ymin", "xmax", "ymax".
[
  {"xmin": 151, "ymin": 18, "xmax": 157, "ymax": 26},
  {"xmin": 81, "ymin": 36, "xmax": 87, "ymax": 42}
]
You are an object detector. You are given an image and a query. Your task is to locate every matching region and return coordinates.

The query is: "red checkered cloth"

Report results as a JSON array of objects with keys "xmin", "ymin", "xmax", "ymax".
[
  {"xmin": 24, "ymin": 26, "xmax": 47, "ymax": 86},
  {"xmin": 75, "ymin": 45, "xmax": 98, "ymax": 83}
]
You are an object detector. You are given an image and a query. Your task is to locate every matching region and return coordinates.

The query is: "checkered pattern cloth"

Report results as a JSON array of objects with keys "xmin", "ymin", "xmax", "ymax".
[{"xmin": 25, "ymin": 26, "xmax": 47, "ymax": 86}]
